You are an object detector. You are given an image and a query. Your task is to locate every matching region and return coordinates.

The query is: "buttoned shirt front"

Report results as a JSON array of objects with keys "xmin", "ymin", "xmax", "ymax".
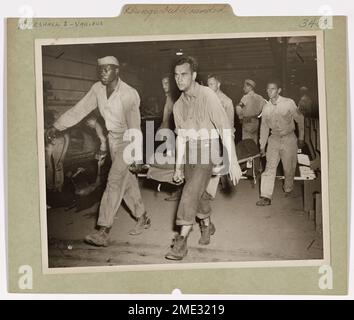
[
  {"xmin": 54, "ymin": 79, "xmax": 141, "ymax": 134},
  {"xmin": 260, "ymin": 95, "xmax": 304, "ymax": 149},
  {"xmin": 173, "ymin": 82, "xmax": 233, "ymax": 141}
]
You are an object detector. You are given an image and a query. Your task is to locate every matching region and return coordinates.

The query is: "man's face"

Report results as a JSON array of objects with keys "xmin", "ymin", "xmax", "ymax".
[
  {"xmin": 174, "ymin": 63, "xmax": 196, "ymax": 92},
  {"xmin": 300, "ymin": 88, "xmax": 308, "ymax": 96},
  {"xmin": 162, "ymin": 78, "xmax": 170, "ymax": 93},
  {"xmin": 243, "ymin": 83, "xmax": 252, "ymax": 94},
  {"xmin": 267, "ymin": 83, "xmax": 281, "ymax": 99},
  {"xmin": 207, "ymin": 77, "xmax": 219, "ymax": 93},
  {"xmin": 98, "ymin": 64, "xmax": 118, "ymax": 85}
]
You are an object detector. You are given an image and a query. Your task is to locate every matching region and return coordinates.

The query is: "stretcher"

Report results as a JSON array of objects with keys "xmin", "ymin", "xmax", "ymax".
[{"xmin": 135, "ymin": 139, "xmax": 261, "ymax": 191}]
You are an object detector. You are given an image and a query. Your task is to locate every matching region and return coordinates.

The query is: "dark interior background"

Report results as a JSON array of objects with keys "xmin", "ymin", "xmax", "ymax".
[{"xmin": 42, "ymin": 36, "xmax": 319, "ymax": 146}]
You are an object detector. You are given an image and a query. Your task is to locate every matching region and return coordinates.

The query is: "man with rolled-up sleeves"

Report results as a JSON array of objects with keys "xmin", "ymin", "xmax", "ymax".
[
  {"xmin": 46, "ymin": 56, "xmax": 150, "ymax": 247},
  {"xmin": 256, "ymin": 80, "xmax": 305, "ymax": 206},
  {"xmin": 165, "ymin": 56, "xmax": 242, "ymax": 260}
]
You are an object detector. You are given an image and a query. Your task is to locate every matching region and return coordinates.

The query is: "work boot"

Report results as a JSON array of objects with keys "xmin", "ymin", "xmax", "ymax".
[
  {"xmin": 85, "ymin": 227, "xmax": 110, "ymax": 247},
  {"xmin": 165, "ymin": 235, "xmax": 188, "ymax": 260},
  {"xmin": 129, "ymin": 213, "xmax": 151, "ymax": 235},
  {"xmin": 256, "ymin": 197, "xmax": 272, "ymax": 206},
  {"xmin": 199, "ymin": 222, "xmax": 216, "ymax": 245},
  {"xmin": 284, "ymin": 190, "xmax": 293, "ymax": 198}
]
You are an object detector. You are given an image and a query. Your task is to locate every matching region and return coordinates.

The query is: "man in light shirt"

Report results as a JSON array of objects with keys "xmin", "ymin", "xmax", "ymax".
[
  {"xmin": 46, "ymin": 56, "xmax": 151, "ymax": 247},
  {"xmin": 165, "ymin": 56, "xmax": 242, "ymax": 260},
  {"xmin": 205, "ymin": 74, "xmax": 235, "ymax": 199},
  {"xmin": 256, "ymin": 80, "xmax": 305, "ymax": 206},
  {"xmin": 207, "ymin": 74, "xmax": 234, "ymax": 128},
  {"xmin": 236, "ymin": 79, "xmax": 266, "ymax": 144}
]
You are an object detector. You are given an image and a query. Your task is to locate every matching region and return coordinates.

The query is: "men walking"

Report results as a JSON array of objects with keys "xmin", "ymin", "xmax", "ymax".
[
  {"xmin": 256, "ymin": 80, "xmax": 304, "ymax": 206},
  {"xmin": 207, "ymin": 74, "xmax": 235, "ymax": 128},
  {"xmin": 206, "ymin": 74, "xmax": 235, "ymax": 199},
  {"xmin": 165, "ymin": 56, "xmax": 242, "ymax": 260},
  {"xmin": 236, "ymin": 79, "xmax": 266, "ymax": 144},
  {"xmin": 46, "ymin": 56, "xmax": 150, "ymax": 247}
]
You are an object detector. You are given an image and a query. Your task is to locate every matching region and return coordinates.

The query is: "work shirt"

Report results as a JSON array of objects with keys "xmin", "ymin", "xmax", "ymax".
[
  {"xmin": 160, "ymin": 93, "xmax": 175, "ymax": 129},
  {"xmin": 173, "ymin": 82, "xmax": 233, "ymax": 141},
  {"xmin": 54, "ymin": 79, "xmax": 141, "ymax": 134},
  {"xmin": 236, "ymin": 90, "xmax": 266, "ymax": 118},
  {"xmin": 259, "ymin": 95, "xmax": 304, "ymax": 150},
  {"xmin": 216, "ymin": 90, "xmax": 234, "ymax": 128}
]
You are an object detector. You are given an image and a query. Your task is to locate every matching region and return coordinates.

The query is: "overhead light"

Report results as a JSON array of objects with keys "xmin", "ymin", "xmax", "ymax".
[{"xmin": 176, "ymin": 49, "xmax": 183, "ymax": 56}]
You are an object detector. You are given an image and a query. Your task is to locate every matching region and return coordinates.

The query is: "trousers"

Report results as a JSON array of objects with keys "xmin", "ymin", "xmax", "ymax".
[
  {"xmin": 97, "ymin": 132, "xmax": 145, "ymax": 227},
  {"xmin": 261, "ymin": 132, "xmax": 298, "ymax": 199},
  {"xmin": 176, "ymin": 140, "xmax": 215, "ymax": 226}
]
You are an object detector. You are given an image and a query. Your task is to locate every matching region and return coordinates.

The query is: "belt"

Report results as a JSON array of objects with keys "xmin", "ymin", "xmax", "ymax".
[
  {"xmin": 243, "ymin": 116, "xmax": 259, "ymax": 123},
  {"xmin": 270, "ymin": 130, "xmax": 295, "ymax": 138}
]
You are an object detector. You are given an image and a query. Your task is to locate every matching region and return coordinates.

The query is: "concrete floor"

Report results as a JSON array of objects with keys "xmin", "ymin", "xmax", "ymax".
[{"xmin": 47, "ymin": 178, "xmax": 323, "ymax": 268}]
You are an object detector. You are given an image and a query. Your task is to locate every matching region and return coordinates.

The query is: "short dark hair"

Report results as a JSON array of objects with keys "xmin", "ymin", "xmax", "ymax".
[
  {"xmin": 267, "ymin": 79, "xmax": 282, "ymax": 89},
  {"xmin": 207, "ymin": 74, "xmax": 221, "ymax": 83},
  {"xmin": 175, "ymin": 56, "xmax": 198, "ymax": 73},
  {"xmin": 161, "ymin": 74, "xmax": 171, "ymax": 81}
]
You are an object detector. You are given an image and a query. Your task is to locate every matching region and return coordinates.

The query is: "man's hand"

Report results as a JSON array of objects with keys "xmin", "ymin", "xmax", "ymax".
[
  {"xmin": 173, "ymin": 168, "xmax": 184, "ymax": 185},
  {"xmin": 298, "ymin": 140, "xmax": 305, "ymax": 149},
  {"xmin": 229, "ymin": 161, "xmax": 242, "ymax": 186},
  {"xmin": 260, "ymin": 148, "xmax": 266, "ymax": 157},
  {"xmin": 95, "ymin": 149, "xmax": 107, "ymax": 166},
  {"xmin": 45, "ymin": 126, "xmax": 58, "ymax": 144}
]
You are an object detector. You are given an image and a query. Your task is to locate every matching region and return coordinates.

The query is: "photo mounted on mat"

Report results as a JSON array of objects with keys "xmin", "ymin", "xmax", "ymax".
[
  {"xmin": 7, "ymin": 4, "xmax": 348, "ymax": 294},
  {"xmin": 35, "ymin": 31, "xmax": 329, "ymax": 273}
]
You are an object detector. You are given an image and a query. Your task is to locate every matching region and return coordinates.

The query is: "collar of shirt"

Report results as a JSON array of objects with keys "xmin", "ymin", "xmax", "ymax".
[
  {"xmin": 99, "ymin": 78, "xmax": 122, "ymax": 97},
  {"xmin": 182, "ymin": 82, "xmax": 200, "ymax": 100},
  {"xmin": 269, "ymin": 95, "xmax": 284, "ymax": 105}
]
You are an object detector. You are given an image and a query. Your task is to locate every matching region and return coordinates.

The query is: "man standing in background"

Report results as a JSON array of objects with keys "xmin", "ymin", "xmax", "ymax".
[
  {"xmin": 256, "ymin": 80, "xmax": 304, "ymax": 206},
  {"xmin": 236, "ymin": 79, "xmax": 266, "ymax": 144},
  {"xmin": 207, "ymin": 74, "xmax": 235, "ymax": 128},
  {"xmin": 298, "ymin": 86, "xmax": 313, "ymax": 116},
  {"xmin": 158, "ymin": 75, "xmax": 182, "ymax": 201},
  {"xmin": 205, "ymin": 74, "xmax": 235, "ymax": 199}
]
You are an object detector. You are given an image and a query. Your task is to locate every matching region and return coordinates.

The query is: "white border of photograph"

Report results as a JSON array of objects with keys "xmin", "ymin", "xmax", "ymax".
[{"xmin": 34, "ymin": 30, "xmax": 330, "ymax": 274}]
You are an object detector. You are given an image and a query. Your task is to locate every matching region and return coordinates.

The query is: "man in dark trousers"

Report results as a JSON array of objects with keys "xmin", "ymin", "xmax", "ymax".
[{"xmin": 165, "ymin": 56, "xmax": 242, "ymax": 260}]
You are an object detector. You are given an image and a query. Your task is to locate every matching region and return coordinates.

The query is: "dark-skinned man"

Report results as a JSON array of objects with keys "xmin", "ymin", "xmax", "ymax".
[
  {"xmin": 46, "ymin": 56, "xmax": 150, "ymax": 247},
  {"xmin": 256, "ymin": 80, "xmax": 304, "ymax": 206}
]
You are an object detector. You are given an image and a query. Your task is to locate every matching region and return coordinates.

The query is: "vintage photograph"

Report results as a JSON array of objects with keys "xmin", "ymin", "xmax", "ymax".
[{"xmin": 35, "ymin": 32, "xmax": 329, "ymax": 272}]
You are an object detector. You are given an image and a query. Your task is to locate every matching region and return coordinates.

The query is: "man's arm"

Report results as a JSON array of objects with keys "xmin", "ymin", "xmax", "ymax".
[
  {"xmin": 86, "ymin": 117, "xmax": 107, "ymax": 152},
  {"xmin": 122, "ymin": 89, "xmax": 141, "ymax": 130},
  {"xmin": 291, "ymin": 100, "xmax": 305, "ymax": 141},
  {"xmin": 225, "ymin": 99, "xmax": 235, "ymax": 129},
  {"xmin": 258, "ymin": 97, "xmax": 267, "ymax": 115},
  {"xmin": 259, "ymin": 111, "xmax": 270, "ymax": 153},
  {"xmin": 207, "ymin": 92, "xmax": 242, "ymax": 185},
  {"xmin": 235, "ymin": 95, "xmax": 246, "ymax": 119},
  {"xmin": 53, "ymin": 85, "xmax": 98, "ymax": 131},
  {"xmin": 160, "ymin": 97, "xmax": 174, "ymax": 129},
  {"xmin": 173, "ymin": 106, "xmax": 185, "ymax": 183}
]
